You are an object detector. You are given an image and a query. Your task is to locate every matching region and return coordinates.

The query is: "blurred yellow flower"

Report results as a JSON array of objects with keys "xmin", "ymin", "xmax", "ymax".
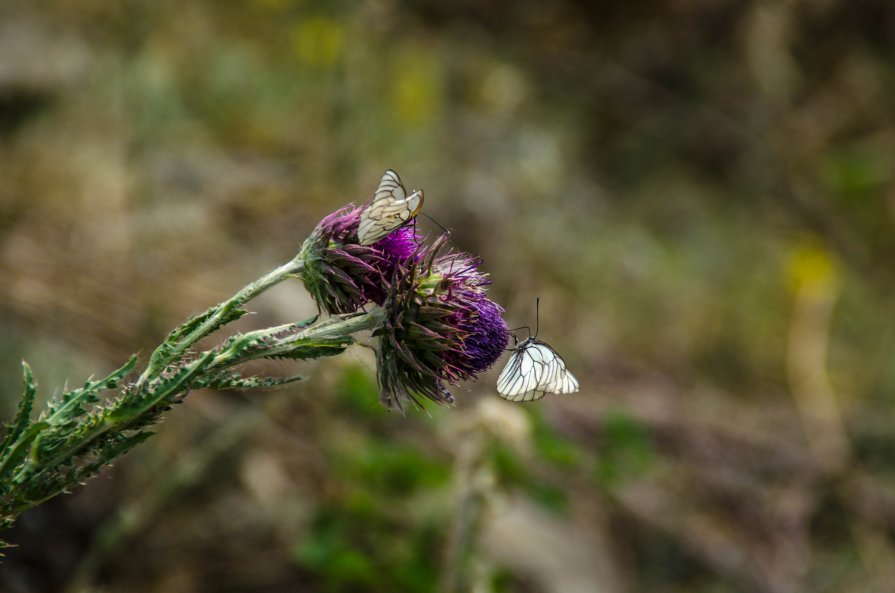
[
  {"xmin": 292, "ymin": 16, "xmax": 344, "ymax": 67},
  {"xmin": 787, "ymin": 238, "xmax": 840, "ymax": 297},
  {"xmin": 391, "ymin": 48, "xmax": 442, "ymax": 127}
]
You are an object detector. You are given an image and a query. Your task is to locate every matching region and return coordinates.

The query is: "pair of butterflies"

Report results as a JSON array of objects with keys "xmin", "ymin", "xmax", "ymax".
[{"xmin": 359, "ymin": 170, "xmax": 579, "ymax": 402}]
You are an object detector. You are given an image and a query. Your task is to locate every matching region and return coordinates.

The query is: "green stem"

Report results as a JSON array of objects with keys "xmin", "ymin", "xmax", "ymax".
[
  {"xmin": 205, "ymin": 309, "xmax": 382, "ymax": 371},
  {"xmin": 136, "ymin": 258, "xmax": 304, "ymax": 387},
  {"xmin": 4, "ymin": 305, "xmax": 383, "ymax": 516}
]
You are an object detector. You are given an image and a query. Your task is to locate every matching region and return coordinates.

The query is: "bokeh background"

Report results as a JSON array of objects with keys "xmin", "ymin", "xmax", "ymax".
[{"xmin": 2, "ymin": 1, "xmax": 895, "ymax": 592}]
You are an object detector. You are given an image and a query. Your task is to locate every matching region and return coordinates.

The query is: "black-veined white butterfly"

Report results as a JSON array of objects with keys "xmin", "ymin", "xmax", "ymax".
[
  {"xmin": 496, "ymin": 302, "xmax": 579, "ymax": 402},
  {"xmin": 357, "ymin": 169, "xmax": 424, "ymax": 245}
]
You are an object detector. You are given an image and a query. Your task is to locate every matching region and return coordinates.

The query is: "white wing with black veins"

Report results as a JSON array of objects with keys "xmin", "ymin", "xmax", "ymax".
[
  {"xmin": 357, "ymin": 169, "xmax": 424, "ymax": 245},
  {"xmin": 496, "ymin": 339, "xmax": 579, "ymax": 402}
]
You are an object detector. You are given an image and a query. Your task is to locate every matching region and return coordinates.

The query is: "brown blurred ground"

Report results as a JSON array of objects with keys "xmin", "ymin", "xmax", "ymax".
[{"xmin": 2, "ymin": 1, "xmax": 895, "ymax": 592}]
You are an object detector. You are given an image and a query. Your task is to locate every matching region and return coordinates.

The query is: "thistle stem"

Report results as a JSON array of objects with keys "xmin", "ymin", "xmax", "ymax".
[
  {"xmin": 2, "ymin": 306, "xmax": 383, "ymax": 518},
  {"xmin": 0, "ymin": 262, "xmax": 396, "ymax": 524},
  {"xmin": 136, "ymin": 258, "xmax": 305, "ymax": 387},
  {"xmin": 209, "ymin": 309, "xmax": 385, "ymax": 370}
]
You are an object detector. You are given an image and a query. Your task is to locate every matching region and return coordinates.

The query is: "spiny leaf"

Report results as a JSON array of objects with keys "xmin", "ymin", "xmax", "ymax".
[
  {"xmin": 13, "ymin": 354, "xmax": 214, "ymax": 489},
  {"xmin": 44, "ymin": 355, "xmax": 138, "ymax": 426},
  {"xmin": 217, "ymin": 315, "xmax": 325, "ymax": 362},
  {"xmin": 198, "ymin": 372, "xmax": 306, "ymax": 391},
  {"xmin": 264, "ymin": 336, "xmax": 354, "ymax": 361},
  {"xmin": 113, "ymin": 352, "xmax": 216, "ymax": 422},
  {"xmin": 187, "ymin": 306, "xmax": 249, "ymax": 341},
  {"xmin": 217, "ymin": 333, "xmax": 266, "ymax": 360},
  {"xmin": 94, "ymin": 355, "xmax": 139, "ymax": 390},
  {"xmin": 170, "ymin": 306, "xmax": 248, "ymax": 345},
  {"xmin": 0, "ymin": 421, "xmax": 49, "ymax": 482},
  {"xmin": 0, "ymin": 362, "xmax": 37, "ymax": 457},
  {"xmin": 167, "ymin": 307, "xmax": 218, "ymax": 342},
  {"xmin": 147, "ymin": 306, "xmax": 248, "ymax": 373},
  {"xmin": 74, "ymin": 430, "xmax": 154, "ymax": 483}
]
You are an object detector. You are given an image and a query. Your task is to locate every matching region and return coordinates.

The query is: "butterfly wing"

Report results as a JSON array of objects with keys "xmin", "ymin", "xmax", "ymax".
[
  {"xmin": 496, "ymin": 339, "xmax": 579, "ymax": 402},
  {"xmin": 544, "ymin": 351, "xmax": 579, "ymax": 394},
  {"xmin": 496, "ymin": 346, "xmax": 543, "ymax": 402},
  {"xmin": 358, "ymin": 169, "xmax": 424, "ymax": 245}
]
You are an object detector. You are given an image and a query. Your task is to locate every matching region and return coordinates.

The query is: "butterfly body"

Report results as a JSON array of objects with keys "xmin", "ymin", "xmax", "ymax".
[
  {"xmin": 496, "ymin": 336, "xmax": 579, "ymax": 402},
  {"xmin": 358, "ymin": 169, "xmax": 424, "ymax": 245}
]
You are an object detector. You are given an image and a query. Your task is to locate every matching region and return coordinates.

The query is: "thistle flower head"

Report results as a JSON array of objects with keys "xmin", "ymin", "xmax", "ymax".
[
  {"xmin": 299, "ymin": 204, "xmax": 419, "ymax": 314},
  {"xmin": 376, "ymin": 236, "xmax": 509, "ymax": 410}
]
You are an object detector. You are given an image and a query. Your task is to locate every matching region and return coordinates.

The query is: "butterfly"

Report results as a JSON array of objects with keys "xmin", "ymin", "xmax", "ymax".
[
  {"xmin": 357, "ymin": 169, "xmax": 424, "ymax": 245},
  {"xmin": 496, "ymin": 334, "xmax": 579, "ymax": 402}
]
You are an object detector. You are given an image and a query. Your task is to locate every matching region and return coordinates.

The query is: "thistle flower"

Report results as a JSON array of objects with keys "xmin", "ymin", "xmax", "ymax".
[
  {"xmin": 298, "ymin": 204, "xmax": 419, "ymax": 314},
  {"xmin": 376, "ymin": 236, "xmax": 509, "ymax": 410}
]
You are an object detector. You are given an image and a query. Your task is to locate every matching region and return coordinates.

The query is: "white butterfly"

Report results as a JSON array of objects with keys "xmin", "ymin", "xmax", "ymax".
[
  {"xmin": 496, "ymin": 336, "xmax": 579, "ymax": 402},
  {"xmin": 357, "ymin": 169, "xmax": 424, "ymax": 245}
]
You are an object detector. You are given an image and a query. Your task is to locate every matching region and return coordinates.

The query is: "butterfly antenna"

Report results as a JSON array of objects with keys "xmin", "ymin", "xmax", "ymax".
[
  {"xmin": 421, "ymin": 212, "xmax": 450, "ymax": 236},
  {"xmin": 508, "ymin": 325, "xmax": 531, "ymax": 338}
]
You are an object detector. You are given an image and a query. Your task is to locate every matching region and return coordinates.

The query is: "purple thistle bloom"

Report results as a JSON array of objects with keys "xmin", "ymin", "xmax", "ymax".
[
  {"xmin": 376, "ymin": 236, "xmax": 509, "ymax": 410},
  {"xmin": 299, "ymin": 204, "xmax": 419, "ymax": 314}
]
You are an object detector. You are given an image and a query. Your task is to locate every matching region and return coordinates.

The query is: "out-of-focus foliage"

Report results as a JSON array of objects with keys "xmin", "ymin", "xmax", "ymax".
[{"xmin": 2, "ymin": 0, "xmax": 895, "ymax": 592}]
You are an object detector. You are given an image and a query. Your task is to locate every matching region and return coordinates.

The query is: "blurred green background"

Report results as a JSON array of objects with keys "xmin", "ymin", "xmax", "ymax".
[{"xmin": 2, "ymin": 1, "xmax": 895, "ymax": 592}]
